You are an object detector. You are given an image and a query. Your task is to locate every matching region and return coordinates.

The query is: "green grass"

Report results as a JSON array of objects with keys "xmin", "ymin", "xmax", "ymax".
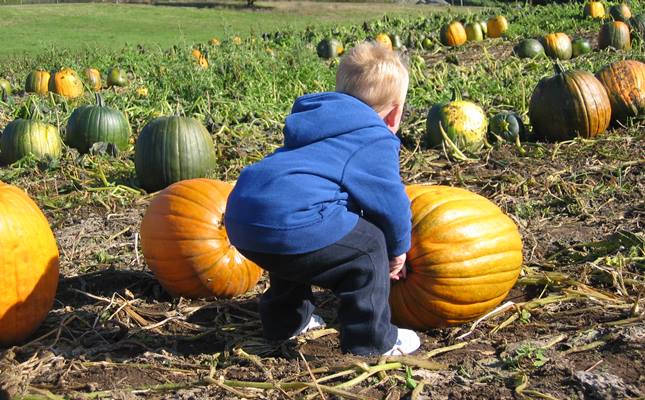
[{"xmin": 0, "ymin": 1, "xmax": 455, "ymax": 57}]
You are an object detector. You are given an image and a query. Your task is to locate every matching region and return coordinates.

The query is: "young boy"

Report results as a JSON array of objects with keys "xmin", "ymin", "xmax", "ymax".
[{"xmin": 224, "ymin": 42, "xmax": 420, "ymax": 356}]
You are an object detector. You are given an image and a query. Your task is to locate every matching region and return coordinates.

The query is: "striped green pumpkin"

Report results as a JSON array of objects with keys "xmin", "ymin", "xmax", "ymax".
[
  {"xmin": 134, "ymin": 116, "xmax": 217, "ymax": 192},
  {"xmin": 598, "ymin": 21, "xmax": 631, "ymax": 50},
  {"xmin": 0, "ymin": 119, "xmax": 61, "ymax": 164},
  {"xmin": 66, "ymin": 94, "xmax": 131, "ymax": 154}
]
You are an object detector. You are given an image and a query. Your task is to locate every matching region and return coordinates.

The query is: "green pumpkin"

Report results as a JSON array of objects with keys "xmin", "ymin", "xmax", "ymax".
[
  {"xmin": 426, "ymin": 99, "xmax": 488, "ymax": 153},
  {"xmin": 609, "ymin": 3, "xmax": 632, "ymax": 22},
  {"xmin": 0, "ymin": 79, "xmax": 11, "ymax": 96},
  {"xmin": 514, "ymin": 39, "xmax": 545, "ymax": 58},
  {"xmin": 572, "ymin": 38, "xmax": 592, "ymax": 57},
  {"xmin": 0, "ymin": 119, "xmax": 61, "ymax": 164},
  {"xmin": 529, "ymin": 64, "xmax": 611, "ymax": 141},
  {"xmin": 420, "ymin": 37, "xmax": 433, "ymax": 50},
  {"xmin": 389, "ymin": 34, "xmax": 403, "ymax": 49},
  {"xmin": 488, "ymin": 112, "xmax": 527, "ymax": 143},
  {"xmin": 598, "ymin": 21, "xmax": 631, "ymax": 50},
  {"xmin": 465, "ymin": 22, "xmax": 484, "ymax": 42},
  {"xmin": 630, "ymin": 14, "xmax": 645, "ymax": 40},
  {"xmin": 316, "ymin": 38, "xmax": 343, "ymax": 59},
  {"xmin": 107, "ymin": 67, "xmax": 128, "ymax": 87},
  {"xmin": 66, "ymin": 94, "xmax": 131, "ymax": 154},
  {"xmin": 134, "ymin": 116, "xmax": 217, "ymax": 192}
]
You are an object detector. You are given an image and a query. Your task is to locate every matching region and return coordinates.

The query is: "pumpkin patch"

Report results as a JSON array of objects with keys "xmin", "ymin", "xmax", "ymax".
[{"xmin": 0, "ymin": 2, "xmax": 643, "ymax": 396}]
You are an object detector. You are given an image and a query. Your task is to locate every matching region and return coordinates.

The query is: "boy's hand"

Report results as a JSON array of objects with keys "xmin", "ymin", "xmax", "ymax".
[{"xmin": 389, "ymin": 253, "xmax": 407, "ymax": 280}]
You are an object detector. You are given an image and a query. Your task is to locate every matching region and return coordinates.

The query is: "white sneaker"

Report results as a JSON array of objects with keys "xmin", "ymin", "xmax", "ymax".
[
  {"xmin": 292, "ymin": 314, "xmax": 326, "ymax": 338},
  {"xmin": 382, "ymin": 328, "xmax": 421, "ymax": 356}
]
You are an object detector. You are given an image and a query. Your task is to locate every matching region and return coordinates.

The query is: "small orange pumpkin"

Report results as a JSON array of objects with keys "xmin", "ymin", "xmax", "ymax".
[
  {"xmin": 48, "ymin": 68, "xmax": 84, "ymax": 99},
  {"xmin": 375, "ymin": 33, "xmax": 393, "ymax": 50},
  {"xmin": 389, "ymin": 185, "xmax": 523, "ymax": 329},
  {"xmin": 135, "ymin": 87, "xmax": 149, "ymax": 97},
  {"xmin": 543, "ymin": 32, "xmax": 573, "ymax": 60},
  {"xmin": 197, "ymin": 56, "xmax": 209, "ymax": 70},
  {"xmin": 140, "ymin": 179, "xmax": 263, "ymax": 299},
  {"xmin": 84, "ymin": 68, "xmax": 102, "ymax": 91},
  {"xmin": 0, "ymin": 182, "xmax": 60, "ymax": 345},
  {"xmin": 487, "ymin": 16, "xmax": 509, "ymax": 38},
  {"xmin": 440, "ymin": 21, "xmax": 467, "ymax": 47}
]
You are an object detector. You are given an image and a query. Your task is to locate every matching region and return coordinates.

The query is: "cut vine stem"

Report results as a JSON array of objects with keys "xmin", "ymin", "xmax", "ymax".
[{"xmin": 439, "ymin": 120, "xmax": 477, "ymax": 161}]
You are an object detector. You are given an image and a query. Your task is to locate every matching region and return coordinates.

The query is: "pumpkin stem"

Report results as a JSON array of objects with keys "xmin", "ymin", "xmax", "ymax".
[
  {"xmin": 27, "ymin": 96, "xmax": 43, "ymax": 121},
  {"xmin": 438, "ymin": 120, "xmax": 474, "ymax": 162},
  {"xmin": 554, "ymin": 60, "xmax": 566, "ymax": 75},
  {"xmin": 450, "ymin": 87, "xmax": 463, "ymax": 102},
  {"xmin": 95, "ymin": 92, "xmax": 104, "ymax": 107}
]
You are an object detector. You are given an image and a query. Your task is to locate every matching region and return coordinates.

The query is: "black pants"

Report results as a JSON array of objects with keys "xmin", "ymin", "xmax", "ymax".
[{"xmin": 238, "ymin": 218, "xmax": 398, "ymax": 355}]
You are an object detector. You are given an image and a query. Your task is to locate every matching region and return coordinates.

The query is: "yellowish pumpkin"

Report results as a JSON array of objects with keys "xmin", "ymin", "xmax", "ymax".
[
  {"xmin": 583, "ymin": 1, "xmax": 606, "ymax": 19},
  {"xmin": 375, "ymin": 33, "xmax": 393, "ymax": 50},
  {"xmin": 197, "ymin": 56, "xmax": 209, "ymax": 69},
  {"xmin": 25, "ymin": 70, "xmax": 50, "ymax": 96},
  {"xmin": 84, "ymin": 68, "xmax": 102, "ymax": 92},
  {"xmin": 487, "ymin": 16, "xmax": 509, "ymax": 38}
]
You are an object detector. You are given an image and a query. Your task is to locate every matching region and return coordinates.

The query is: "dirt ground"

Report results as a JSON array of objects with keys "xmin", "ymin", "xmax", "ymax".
[{"xmin": 1, "ymin": 39, "xmax": 644, "ymax": 400}]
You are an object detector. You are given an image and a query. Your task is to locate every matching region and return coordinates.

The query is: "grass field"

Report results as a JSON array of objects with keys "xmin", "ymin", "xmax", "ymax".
[{"xmin": 0, "ymin": 1, "xmax": 458, "ymax": 57}]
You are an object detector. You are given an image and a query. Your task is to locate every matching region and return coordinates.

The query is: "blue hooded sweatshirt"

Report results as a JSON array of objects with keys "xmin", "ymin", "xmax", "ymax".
[{"xmin": 224, "ymin": 92, "xmax": 411, "ymax": 258}]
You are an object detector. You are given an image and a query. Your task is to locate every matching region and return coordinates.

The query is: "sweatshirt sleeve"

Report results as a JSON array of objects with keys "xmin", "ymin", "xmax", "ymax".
[{"xmin": 341, "ymin": 136, "xmax": 412, "ymax": 258}]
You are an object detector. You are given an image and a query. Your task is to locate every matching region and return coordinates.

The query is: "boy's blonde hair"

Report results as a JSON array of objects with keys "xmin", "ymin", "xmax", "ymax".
[{"xmin": 335, "ymin": 42, "xmax": 409, "ymax": 113}]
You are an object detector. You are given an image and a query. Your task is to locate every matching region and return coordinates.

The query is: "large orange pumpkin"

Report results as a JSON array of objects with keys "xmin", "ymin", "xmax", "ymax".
[
  {"xmin": 0, "ymin": 182, "xmax": 59, "ymax": 346},
  {"xmin": 140, "ymin": 179, "xmax": 263, "ymax": 298},
  {"xmin": 596, "ymin": 60, "xmax": 645, "ymax": 122},
  {"xmin": 389, "ymin": 185, "xmax": 523, "ymax": 329}
]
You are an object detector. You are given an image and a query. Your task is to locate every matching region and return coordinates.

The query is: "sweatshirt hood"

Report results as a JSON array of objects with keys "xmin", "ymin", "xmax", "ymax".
[{"xmin": 283, "ymin": 92, "xmax": 387, "ymax": 148}]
